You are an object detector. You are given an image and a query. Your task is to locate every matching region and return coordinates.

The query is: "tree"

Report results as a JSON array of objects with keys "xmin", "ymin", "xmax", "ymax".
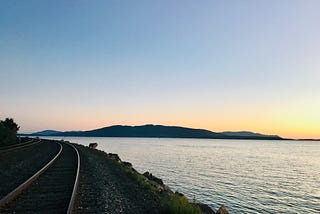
[{"xmin": 0, "ymin": 118, "xmax": 20, "ymax": 147}]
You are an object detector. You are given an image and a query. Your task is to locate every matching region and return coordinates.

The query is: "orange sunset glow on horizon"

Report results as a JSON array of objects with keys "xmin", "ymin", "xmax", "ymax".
[{"xmin": 1, "ymin": 1, "xmax": 319, "ymax": 140}]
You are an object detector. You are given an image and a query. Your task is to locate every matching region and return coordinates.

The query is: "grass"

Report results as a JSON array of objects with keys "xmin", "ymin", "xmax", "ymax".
[
  {"xmin": 161, "ymin": 194, "xmax": 202, "ymax": 214},
  {"xmin": 128, "ymin": 168, "xmax": 152, "ymax": 190},
  {"xmin": 119, "ymin": 160, "xmax": 202, "ymax": 214}
]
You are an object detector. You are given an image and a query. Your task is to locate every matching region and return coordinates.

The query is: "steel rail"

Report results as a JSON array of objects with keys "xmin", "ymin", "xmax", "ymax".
[
  {"xmin": 0, "ymin": 140, "xmax": 41, "ymax": 154},
  {"xmin": 0, "ymin": 142, "xmax": 63, "ymax": 207},
  {"xmin": 66, "ymin": 142, "xmax": 81, "ymax": 214},
  {"xmin": 0, "ymin": 139, "xmax": 34, "ymax": 150}
]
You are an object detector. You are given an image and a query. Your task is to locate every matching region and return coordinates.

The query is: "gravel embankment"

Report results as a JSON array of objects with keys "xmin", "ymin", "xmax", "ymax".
[
  {"xmin": 75, "ymin": 144, "xmax": 162, "ymax": 214},
  {"xmin": 0, "ymin": 140, "xmax": 60, "ymax": 198}
]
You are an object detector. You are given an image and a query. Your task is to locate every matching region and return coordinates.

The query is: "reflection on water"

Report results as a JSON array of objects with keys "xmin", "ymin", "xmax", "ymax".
[{"xmin": 45, "ymin": 137, "xmax": 320, "ymax": 213}]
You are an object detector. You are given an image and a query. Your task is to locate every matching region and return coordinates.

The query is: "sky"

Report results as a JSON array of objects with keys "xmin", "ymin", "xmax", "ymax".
[{"xmin": 0, "ymin": 1, "xmax": 319, "ymax": 139}]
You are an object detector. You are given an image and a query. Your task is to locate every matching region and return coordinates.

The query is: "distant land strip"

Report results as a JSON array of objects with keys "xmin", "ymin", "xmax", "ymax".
[{"xmin": 20, "ymin": 125, "xmax": 286, "ymax": 140}]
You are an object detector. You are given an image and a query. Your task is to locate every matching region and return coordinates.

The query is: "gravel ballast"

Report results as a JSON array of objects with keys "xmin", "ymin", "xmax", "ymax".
[
  {"xmin": 75, "ymin": 144, "xmax": 162, "ymax": 214},
  {"xmin": 0, "ymin": 140, "xmax": 60, "ymax": 198}
]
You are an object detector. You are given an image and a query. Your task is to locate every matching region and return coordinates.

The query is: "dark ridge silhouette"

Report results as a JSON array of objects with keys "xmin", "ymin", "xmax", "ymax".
[
  {"xmin": 296, "ymin": 138, "xmax": 320, "ymax": 141},
  {"xmin": 26, "ymin": 124, "xmax": 283, "ymax": 140},
  {"xmin": 31, "ymin": 130, "xmax": 61, "ymax": 136},
  {"xmin": 222, "ymin": 131, "xmax": 279, "ymax": 138}
]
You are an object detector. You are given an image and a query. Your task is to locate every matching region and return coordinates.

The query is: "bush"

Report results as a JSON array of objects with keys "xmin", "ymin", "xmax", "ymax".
[
  {"xmin": 0, "ymin": 118, "xmax": 20, "ymax": 147},
  {"xmin": 161, "ymin": 194, "xmax": 202, "ymax": 214}
]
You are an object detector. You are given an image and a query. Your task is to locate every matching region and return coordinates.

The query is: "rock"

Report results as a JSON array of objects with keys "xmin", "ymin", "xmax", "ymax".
[
  {"xmin": 89, "ymin": 142, "xmax": 98, "ymax": 149},
  {"xmin": 216, "ymin": 205, "xmax": 229, "ymax": 214},
  {"xmin": 122, "ymin": 161, "xmax": 132, "ymax": 168},
  {"xmin": 143, "ymin": 171, "xmax": 164, "ymax": 185},
  {"xmin": 175, "ymin": 191, "xmax": 184, "ymax": 197},
  {"xmin": 196, "ymin": 203, "xmax": 215, "ymax": 214},
  {"xmin": 108, "ymin": 153, "xmax": 121, "ymax": 162}
]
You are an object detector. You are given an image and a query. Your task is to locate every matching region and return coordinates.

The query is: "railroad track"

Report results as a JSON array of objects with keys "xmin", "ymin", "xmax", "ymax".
[
  {"xmin": 0, "ymin": 141, "xmax": 80, "ymax": 214},
  {"xmin": 0, "ymin": 139, "xmax": 41, "ymax": 154}
]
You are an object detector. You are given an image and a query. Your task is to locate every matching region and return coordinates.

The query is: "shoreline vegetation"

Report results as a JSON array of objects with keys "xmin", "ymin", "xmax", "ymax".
[
  {"xmin": 0, "ymin": 118, "xmax": 20, "ymax": 147},
  {"xmin": 74, "ymin": 141, "xmax": 229, "ymax": 214}
]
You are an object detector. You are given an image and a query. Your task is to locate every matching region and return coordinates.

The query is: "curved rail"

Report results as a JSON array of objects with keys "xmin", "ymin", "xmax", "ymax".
[
  {"xmin": 0, "ymin": 139, "xmax": 34, "ymax": 150},
  {"xmin": 0, "ymin": 139, "xmax": 41, "ymax": 154},
  {"xmin": 0, "ymin": 143, "xmax": 63, "ymax": 207},
  {"xmin": 66, "ymin": 142, "xmax": 81, "ymax": 214}
]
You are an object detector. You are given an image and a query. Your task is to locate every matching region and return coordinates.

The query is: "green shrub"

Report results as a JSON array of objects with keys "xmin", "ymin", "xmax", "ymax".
[{"xmin": 161, "ymin": 194, "xmax": 202, "ymax": 214}]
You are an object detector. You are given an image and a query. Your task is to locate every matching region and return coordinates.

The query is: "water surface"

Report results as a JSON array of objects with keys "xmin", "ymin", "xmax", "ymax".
[{"xmin": 45, "ymin": 137, "xmax": 320, "ymax": 213}]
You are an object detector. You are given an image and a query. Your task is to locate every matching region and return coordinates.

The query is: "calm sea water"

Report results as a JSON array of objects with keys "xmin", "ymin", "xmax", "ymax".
[{"xmin": 45, "ymin": 137, "xmax": 319, "ymax": 213}]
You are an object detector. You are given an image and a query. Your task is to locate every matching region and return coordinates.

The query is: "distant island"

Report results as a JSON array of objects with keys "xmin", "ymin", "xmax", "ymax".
[{"xmin": 23, "ymin": 124, "xmax": 283, "ymax": 140}]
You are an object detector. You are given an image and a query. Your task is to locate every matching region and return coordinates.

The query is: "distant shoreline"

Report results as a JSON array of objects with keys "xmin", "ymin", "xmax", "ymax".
[
  {"xmin": 18, "ymin": 134, "xmax": 320, "ymax": 141},
  {"xmin": 18, "ymin": 125, "xmax": 319, "ymax": 141},
  {"xmin": 19, "ymin": 134, "xmax": 286, "ymax": 141},
  {"xmin": 19, "ymin": 134, "xmax": 307, "ymax": 141},
  {"xmin": 18, "ymin": 124, "xmax": 289, "ymax": 141}
]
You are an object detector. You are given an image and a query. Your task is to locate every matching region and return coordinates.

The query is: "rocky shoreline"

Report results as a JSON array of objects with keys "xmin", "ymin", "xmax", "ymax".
[{"xmin": 74, "ymin": 142, "xmax": 229, "ymax": 214}]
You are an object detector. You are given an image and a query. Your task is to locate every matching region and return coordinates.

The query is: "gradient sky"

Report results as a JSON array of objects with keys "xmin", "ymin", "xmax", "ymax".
[{"xmin": 1, "ymin": 1, "xmax": 319, "ymax": 139}]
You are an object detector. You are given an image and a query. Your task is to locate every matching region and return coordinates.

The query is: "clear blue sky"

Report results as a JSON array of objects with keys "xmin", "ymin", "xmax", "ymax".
[{"xmin": 1, "ymin": 1, "xmax": 319, "ymax": 138}]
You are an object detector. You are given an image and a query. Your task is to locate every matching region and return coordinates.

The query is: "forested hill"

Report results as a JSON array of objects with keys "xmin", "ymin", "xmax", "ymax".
[{"xmin": 29, "ymin": 125, "xmax": 283, "ymax": 140}]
